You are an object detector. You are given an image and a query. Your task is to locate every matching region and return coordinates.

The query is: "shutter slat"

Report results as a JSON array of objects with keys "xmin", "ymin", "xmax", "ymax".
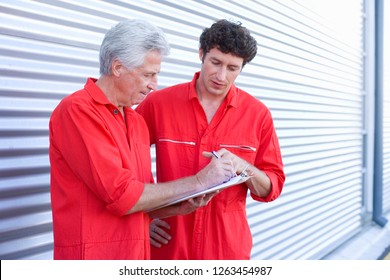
[{"xmin": 0, "ymin": 0, "xmax": 368, "ymax": 260}]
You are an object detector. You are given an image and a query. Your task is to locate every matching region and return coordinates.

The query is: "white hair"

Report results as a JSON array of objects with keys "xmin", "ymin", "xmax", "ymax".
[{"xmin": 99, "ymin": 19, "xmax": 170, "ymax": 75}]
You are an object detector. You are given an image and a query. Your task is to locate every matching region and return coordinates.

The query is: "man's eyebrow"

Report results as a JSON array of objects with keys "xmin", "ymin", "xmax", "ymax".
[{"xmin": 208, "ymin": 54, "xmax": 242, "ymax": 69}]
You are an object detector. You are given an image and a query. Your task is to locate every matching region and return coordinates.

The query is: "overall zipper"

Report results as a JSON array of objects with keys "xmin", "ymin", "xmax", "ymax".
[
  {"xmin": 219, "ymin": 144, "xmax": 256, "ymax": 152},
  {"xmin": 159, "ymin": 138, "xmax": 196, "ymax": 146}
]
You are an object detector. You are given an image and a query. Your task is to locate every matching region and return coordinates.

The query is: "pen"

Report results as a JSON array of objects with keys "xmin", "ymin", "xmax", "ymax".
[{"xmin": 211, "ymin": 151, "xmax": 220, "ymax": 159}]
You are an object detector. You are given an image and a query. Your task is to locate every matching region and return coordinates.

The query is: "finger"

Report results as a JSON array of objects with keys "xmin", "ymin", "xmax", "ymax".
[
  {"xmin": 186, "ymin": 197, "xmax": 198, "ymax": 206},
  {"xmin": 150, "ymin": 237, "xmax": 162, "ymax": 248},
  {"xmin": 224, "ymin": 159, "xmax": 236, "ymax": 175},
  {"xmin": 150, "ymin": 226, "xmax": 170, "ymax": 248},
  {"xmin": 204, "ymin": 190, "xmax": 219, "ymax": 200},
  {"xmin": 216, "ymin": 148, "xmax": 229, "ymax": 157},
  {"xmin": 153, "ymin": 225, "xmax": 172, "ymax": 242},
  {"xmin": 153, "ymin": 218, "xmax": 171, "ymax": 230},
  {"xmin": 189, "ymin": 195, "xmax": 206, "ymax": 206},
  {"xmin": 202, "ymin": 151, "xmax": 213, "ymax": 158},
  {"xmin": 221, "ymin": 164, "xmax": 235, "ymax": 179},
  {"xmin": 149, "ymin": 219, "xmax": 171, "ymax": 246},
  {"xmin": 180, "ymin": 199, "xmax": 200, "ymax": 211},
  {"xmin": 199, "ymin": 191, "xmax": 218, "ymax": 201},
  {"xmin": 150, "ymin": 226, "xmax": 167, "ymax": 247},
  {"xmin": 151, "ymin": 231, "xmax": 170, "ymax": 245},
  {"xmin": 201, "ymin": 191, "xmax": 219, "ymax": 205},
  {"xmin": 222, "ymin": 161, "xmax": 235, "ymax": 173}
]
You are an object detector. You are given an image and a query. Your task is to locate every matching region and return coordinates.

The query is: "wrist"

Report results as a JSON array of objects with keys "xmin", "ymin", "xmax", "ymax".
[{"xmin": 194, "ymin": 173, "xmax": 205, "ymax": 190}]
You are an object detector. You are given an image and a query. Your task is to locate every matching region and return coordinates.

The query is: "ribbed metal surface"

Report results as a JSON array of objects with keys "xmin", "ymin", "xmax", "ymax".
[
  {"xmin": 245, "ymin": 0, "xmax": 365, "ymax": 259},
  {"xmin": 383, "ymin": 0, "xmax": 390, "ymax": 212},
  {"xmin": 0, "ymin": 0, "xmax": 102, "ymax": 259},
  {"xmin": 0, "ymin": 0, "xmax": 367, "ymax": 259}
]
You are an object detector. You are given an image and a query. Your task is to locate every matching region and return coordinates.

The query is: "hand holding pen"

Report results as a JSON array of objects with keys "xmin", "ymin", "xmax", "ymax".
[
  {"xmin": 211, "ymin": 150, "xmax": 221, "ymax": 159},
  {"xmin": 209, "ymin": 149, "xmax": 251, "ymax": 178},
  {"xmin": 195, "ymin": 150, "xmax": 235, "ymax": 189}
]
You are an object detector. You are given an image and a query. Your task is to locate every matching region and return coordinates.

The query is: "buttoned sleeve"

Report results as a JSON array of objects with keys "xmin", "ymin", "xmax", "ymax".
[{"xmin": 250, "ymin": 108, "xmax": 285, "ymax": 202}]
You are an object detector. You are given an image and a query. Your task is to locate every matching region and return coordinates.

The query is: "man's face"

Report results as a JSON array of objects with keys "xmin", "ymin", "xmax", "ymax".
[
  {"xmin": 116, "ymin": 50, "xmax": 162, "ymax": 107},
  {"xmin": 198, "ymin": 48, "xmax": 243, "ymax": 98}
]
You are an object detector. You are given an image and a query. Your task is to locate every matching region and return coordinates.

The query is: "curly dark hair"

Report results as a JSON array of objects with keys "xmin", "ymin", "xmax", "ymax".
[{"xmin": 199, "ymin": 19, "xmax": 257, "ymax": 67}]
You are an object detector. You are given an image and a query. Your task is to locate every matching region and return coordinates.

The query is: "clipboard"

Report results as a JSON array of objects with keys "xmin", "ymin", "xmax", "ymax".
[{"xmin": 146, "ymin": 173, "xmax": 251, "ymax": 212}]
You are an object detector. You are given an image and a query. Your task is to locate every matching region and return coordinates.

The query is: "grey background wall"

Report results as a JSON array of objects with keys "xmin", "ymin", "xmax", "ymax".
[{"xmin": 1, "ymin": 0, "xmax": 388, "ymax": 260}]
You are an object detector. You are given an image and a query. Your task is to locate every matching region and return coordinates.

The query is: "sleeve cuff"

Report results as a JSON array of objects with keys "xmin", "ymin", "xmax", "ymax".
[
  {"xmin": 106, "ymin": 180, "xmax": 145, "ymax": 216},
  {"xmin": 250, "ymin": 171, "xmax": 283, "ymax": 202}
]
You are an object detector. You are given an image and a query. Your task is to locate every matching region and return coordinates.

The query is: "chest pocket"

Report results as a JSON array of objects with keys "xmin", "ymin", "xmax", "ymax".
[
  {"xmin": 218, "ymin": 139, "xmax": 258, "ymax": 164},
  {"xmin": 156, "ymin": 138, "xmax": 197, "ymax": 180}
]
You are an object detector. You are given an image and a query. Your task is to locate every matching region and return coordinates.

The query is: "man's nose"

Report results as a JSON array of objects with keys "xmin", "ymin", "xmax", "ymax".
[
  {"xmin": 147, "ymin": 77, "xmax": 158, "ymax": 91},
  {"xmin": 216, "ymin": 67, "xmax": 227, "ymax": 81}
]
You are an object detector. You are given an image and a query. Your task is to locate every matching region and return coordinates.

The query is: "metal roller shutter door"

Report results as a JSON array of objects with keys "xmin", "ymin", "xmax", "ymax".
[
  {"xmin": 382, "ymin": 1, "xmax": 390, "ymax": 212},
  {"xmin": 244, "ymin": 0, "xmax": 365, "ymax": 259},
  {"xmin": 0, "ymin": 0, "xmax": 365, "ymax": 259}
]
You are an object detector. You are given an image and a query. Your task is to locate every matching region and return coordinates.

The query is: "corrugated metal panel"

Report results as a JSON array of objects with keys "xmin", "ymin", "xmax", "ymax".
[
  {"xmin": 383, "ymin": 0, "xmax": 390, "ymax": 212},
  {"xmin": 245, "ymin": 0, "xmax": 365, "ymax": 259},
  {"xmin": 0, "ymin": 0, "xmax": 366, "ymax": 259},
  {"xmin": 0, "ymin": 0, "xmax": 101, "ymax": 259}
]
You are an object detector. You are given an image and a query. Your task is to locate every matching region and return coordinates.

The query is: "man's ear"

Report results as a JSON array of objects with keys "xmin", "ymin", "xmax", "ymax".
[
  {"xmin": 111, "ymin": 59, "xmax": 123, "ymax": 77},
  {"xmin": 199, "ymin": 48, "xmax": 204, "ymax": 62}
]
